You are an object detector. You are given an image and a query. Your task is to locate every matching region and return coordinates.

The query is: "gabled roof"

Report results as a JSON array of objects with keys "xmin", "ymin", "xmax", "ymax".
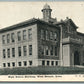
[
  {"xmin": 64, "ymin": 18, "xmax": 78, "ymax": 29},
  {"xmin": 55, "ymin": 18, "xmax": 78, "ymax": 29}
]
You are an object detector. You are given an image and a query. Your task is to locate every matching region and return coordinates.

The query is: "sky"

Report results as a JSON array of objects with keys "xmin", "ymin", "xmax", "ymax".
[{"xmin": 0, "ymin": 2, "xmax": 84, "ymax": 33}]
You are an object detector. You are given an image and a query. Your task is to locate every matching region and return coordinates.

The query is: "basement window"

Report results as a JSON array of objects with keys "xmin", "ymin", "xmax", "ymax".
[
  {"xmin": 29, "ymin": 61, "xmax": 32, "ymax": 65},
  {"xmin": 18, "ymin": 62, "xmax": 21, "ymax": 66},
  {"xmin": 3, "ymin": 63, "xmax": 6, "ymax": 67},
  {"xmin": 56, "ymin": 61, "xmax": 58, "ymax": 66},
  {"xmin": 12, "ymin": 62, "xmax": 15, "ymax": 67},
  {"xmin": 51, "ymin": 61, "xmax": 54, "ymax": 66},
  {"xmin": 42, "ymin": 60, "xmax": 45, "ymax": 66},
  {"xmin": 23, "ymin": 61, "xmax": 27, "ymax": 66},
  {"xmin": 7, "ymin": 63, "xmax": 10, "ymax": 67},
  {"xmin": 47, "ymin": 61, "xmax": 50, "ymax": 66}
]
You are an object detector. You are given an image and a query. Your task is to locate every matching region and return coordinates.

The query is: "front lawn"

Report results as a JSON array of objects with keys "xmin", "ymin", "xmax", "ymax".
[{"xmin": 0, "ymin": 66, "xmax": 84, "ymax": 75}]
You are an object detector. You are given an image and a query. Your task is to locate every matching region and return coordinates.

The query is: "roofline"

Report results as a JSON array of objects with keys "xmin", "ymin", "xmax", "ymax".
[
  {"xmin": 0, "ymin": 18, "xmax": 59, "ymax": 33},
  {"xmin": 0, "ymin": 18, "xmax": 37, "ymax": 33},
  {"xmin": 69, "ymin": 19, "xmax": 78, "ymax": 29},
  {"xmin": 77, "ymin": 32, "xmax": 84, "ymax": 36},
  {"xmin": 56, "ymin": 18, "xmax": 78, "ymax": 29}
]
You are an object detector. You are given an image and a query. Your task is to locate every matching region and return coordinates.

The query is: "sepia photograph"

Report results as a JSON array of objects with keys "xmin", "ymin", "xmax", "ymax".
[{"xmin": 0, "ymin": 1, "xmax": 84, "ymax": 82}]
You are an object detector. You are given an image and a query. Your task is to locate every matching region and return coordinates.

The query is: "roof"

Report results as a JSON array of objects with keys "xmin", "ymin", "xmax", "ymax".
[
  {"xmin": 43, "ymin": 4, "xmax": 51, "ymax": 9},
  {"xmin": 64, "ymin": 18, "xmax": 78, "ymax": 29},
  {"xmin": 0, "ymin": 16, "xmax": 78, "ymax": 33},
  {"xmin": 0, "ymin": 18, "xmax": 37, "ymax": 33},
  {"xmin": 55, "ymin": 18, "xmax": 78, "ymax": 29},
  {"xmin": 42, "ymin": 4, "xmax": 52, "ymax": 11},
  {"xmin": 77, "ymin": 32, "xmax": 84, "ymax": 37},
  {"xmin": 0, "ymin": 18, "xmax": 59, "ymax": 33}
]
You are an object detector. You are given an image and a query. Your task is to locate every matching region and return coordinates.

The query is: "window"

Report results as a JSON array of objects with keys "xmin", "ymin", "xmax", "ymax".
[
  {"xmin": 41, "ymin": 30, "xmax": 44, "ymax": 39},
  {"xmin": 42, "ymin": 60, "xmax": 45, "ymax": 66},
  {"xmin": 7, "ymin": 34, "xmax": 10, "ymax": 43},
  {"xmin": 41, "ymin": 45, "xmax": 44, "ymax": 55},
  {"xmin": 12, "ymin": 48, "xmax": 15, "ymax": 57},
  {"xmin": 18, "ymin": 47, "xmax": 21, "ymax": 56},
  {"xmin": 50, "ymin": 31, "xmax": 53, "ymax": 40},
  {"xmin": 50, "ymin": 46, "xmax": 53, "ymax": 55},
  {"xmin": 28, "ymin": 29, "xmax": 32, "ymax": 40},
  {"xmin": 29, "ymin": 45, "xmax": 32, "ymax": 55},
  {"xmin": 3, "ymin": 49, "xmax": 6, "ymax": 58},
  {"xmin": 29, "ymin": 61, "xmax": 32, "ymax": 65},
  {"xmin": 47, "ymin": 61, "xmax": 50, "ymax": 66},
  {"xmin": 12, "ymin": 62, "xmax": 15, "ymax": 67},
  {"xmin": 51, "ymin": 61, "xmax": 54, "ymax": 66},
  {"xmin": 18, "ymin": 62, "xmax": 21, "ymax": 66},
  {"xmin": 23, "ymin": 30, "xmax": 26, "ymax": 40},
  {"xmin": 7, "ymin": 49, "xmax": 10, "ymax": 58},
  {"xmin": 54, "ymin": 32, "xmax": 57, "ymax": 41},
  {"xmin": 23, "ymin": 61, "xmax": 27, "ymax": 66},
  {"xmin": 23, "ymin": 46, "xmax": 27, "ymax": 56},
  {"xmin": 55, "ymin": 47, "xmax": 57, "ymax": 56},
  {"xmin": 45, "ymin": 46, "xmax": 48, "ymax": 55},
  {"xmin": 3, "ymin": 63, "xmax": 6, "ymax": 67},
  {"xmin": 2, "ymin": 35, "xmax": 5, "ymax": 44},
  {"xmin": 11, "ymin": 33, "xmax": 15, "ymax": 42},
  {"xmin": 7, "ymin": 63, "xmax": 10, "ymax": 67},
  {"xmin": 46, "ymin": 30, "xmax": 49, "ymax": 40},
  {"xmin": 83, "ymin": 51, "xmax": 84, "ymax": 61},
  {"xmin": 56, "ymin": 61, "xmax": 58, "ymax": 66},
  {"xmin": 17, "ymin": 31, "xmax": 21, "ymax": 41}
]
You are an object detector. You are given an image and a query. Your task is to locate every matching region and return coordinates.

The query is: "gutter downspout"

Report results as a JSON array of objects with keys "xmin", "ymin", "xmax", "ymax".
[{"xmin": 59, "ymin": 25, "xmax": 63, "ymax": 66}]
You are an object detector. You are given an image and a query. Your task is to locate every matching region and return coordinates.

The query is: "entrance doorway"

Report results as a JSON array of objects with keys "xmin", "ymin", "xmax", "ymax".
[{"xmin": 74, "ymin": 51, "xmax": 80, "ymax": 65}]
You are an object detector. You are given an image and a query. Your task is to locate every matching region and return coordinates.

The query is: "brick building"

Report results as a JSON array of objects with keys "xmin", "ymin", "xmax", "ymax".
[{"xmin": 0, "ymin": 4, "xmax": 84, "ymax": 68}]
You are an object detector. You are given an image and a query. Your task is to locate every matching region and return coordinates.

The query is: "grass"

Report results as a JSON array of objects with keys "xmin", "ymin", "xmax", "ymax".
[{"xmin": 0, "ymin": 66, "xmax": 84, "ymax": 75}]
